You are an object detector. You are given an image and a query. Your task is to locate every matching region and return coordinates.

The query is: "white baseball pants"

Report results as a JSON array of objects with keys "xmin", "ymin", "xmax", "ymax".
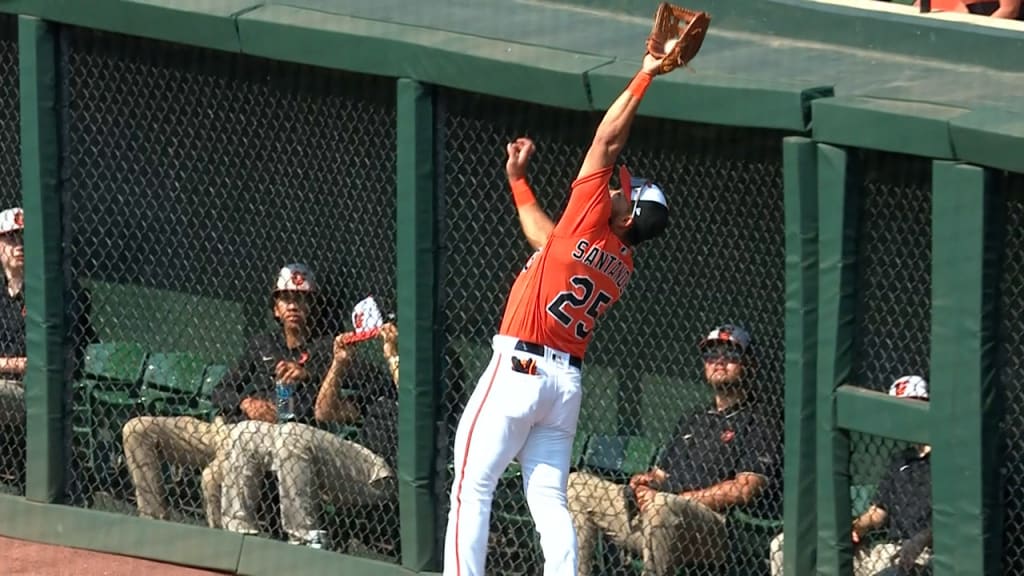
[{"xmin": 444, "ymin": 335, "xmax": 583, "ymax": 576}]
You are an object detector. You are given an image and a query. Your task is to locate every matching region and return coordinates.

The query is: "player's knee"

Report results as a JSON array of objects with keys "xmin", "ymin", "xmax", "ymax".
[
  {"xmin": 121, "ymin": 416, "xmax": 153, "ymax": 446},
  {"xmin": 567, "ymin": 471, "xmax": 589, "ymax": 494},
  {"xmin": 527, "ymin": 484, "xmax": 567, "ymax": 509}
]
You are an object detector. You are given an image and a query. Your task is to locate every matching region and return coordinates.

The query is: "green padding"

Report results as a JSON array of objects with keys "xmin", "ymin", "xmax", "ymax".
[
  {"xmin": 0, "ymin": 0, "xmax": 251, "ymax": 52},
  {"xmin": 815, "ymin": 143, "xmax": 860, "ymax": 576},
  {"xmin": 20, "ymin": 16, "xmax": 65, "ymax": 504},
  {"xmin": 813, "ymin": 97, "xmax": 964, "ymax": 159},
  {"xmin": 395, "ymin": 78, "xmax": 439, "ymax": 572},
  {"xmin": 834, "ymin": 385, "xmax": 929, "ymax": 445},
  {"xmin": 0, "ymin": 495, "xmax": 244, "ymax": 573},
  {"xmin": 950, "ymin": 109, "xmax": 1024, "ymax": 175},
  {"xmin": 781, "ymin": 136, "xmax": 818, "ymax": 576},
  {"xmin": 237, "ymin": 535, "xmax": 414, "ymax": 576},
  {"xmin": 930, "ymin": 161, "xmax": 1003, "ymax": 576},
  {"xmin": 588, "ymin": 61, "xmax": 830, "ymax": 132},
  {"xmin": 238, "ymin": 5, "xmax": 606, "ymax": 111}
]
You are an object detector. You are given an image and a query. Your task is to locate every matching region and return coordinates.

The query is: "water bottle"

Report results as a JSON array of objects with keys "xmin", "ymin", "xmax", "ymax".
[
  {"xmin": 263, "ymin": 355, "xmax": 295, "ymax": 423},
  {"xmin": 276, "ymin": 380, "xmax": 295, "ymax": 423}
]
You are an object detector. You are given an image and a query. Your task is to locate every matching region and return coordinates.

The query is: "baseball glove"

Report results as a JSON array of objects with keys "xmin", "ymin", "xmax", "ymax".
[{"xmin": 646, "ymin": 3, "xmax": 711, "ymax": 74}]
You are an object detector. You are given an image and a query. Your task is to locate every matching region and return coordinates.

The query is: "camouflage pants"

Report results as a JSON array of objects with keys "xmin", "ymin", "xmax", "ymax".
[
  {"xmin": 221, "ymin": 420, "xmax": 394, "ymax": 543},
  {"xmin": 0, "ymin": 379, "xmax": 23, "ymax": 429},
  {"xmin": 770, "ymin": 533, "xmax": 933, "ymax": 576},
  {"xmin": 121, "ymin": 416, "xmax": 233, "ymax": 527},
  {"xmin": 568, "ymin": 471, "xmax": 727, "ymax": 576}
]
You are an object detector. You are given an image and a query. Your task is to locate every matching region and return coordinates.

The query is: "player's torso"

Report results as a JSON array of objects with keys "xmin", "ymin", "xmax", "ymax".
[{"xmin": 499, "ymin": 229, "xmax": 634, "ymax": 358}]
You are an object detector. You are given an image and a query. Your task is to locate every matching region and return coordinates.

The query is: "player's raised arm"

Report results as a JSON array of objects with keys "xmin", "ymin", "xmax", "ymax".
[
  {"xmin": 575, "ymin": 54, "xmax": 665, "ymax": 183},
  {"xmin": 505, "ymin": 138, "xmax": 555, "ymax": 250}
]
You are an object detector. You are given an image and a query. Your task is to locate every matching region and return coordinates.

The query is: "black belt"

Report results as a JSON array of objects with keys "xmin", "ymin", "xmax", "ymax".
[{"xmin": 514, "ymin": 340, "xmax": 583, "ymax": 369}]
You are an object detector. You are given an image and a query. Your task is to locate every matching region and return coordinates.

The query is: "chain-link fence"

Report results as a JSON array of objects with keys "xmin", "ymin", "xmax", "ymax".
[
  {"xmin": 438, "ymin": 87, "xmax": 788, "ymax": 575},
  {"xmin": 0, "ymin": 14, "xmax": 24, "ymax": 497},
  {"xmin": 785, "ymin": 430, "xmax": 931, "ymax": 576},
  {"xmin": 1000, "ymin": 173, "xmax": 1024, "ymax": 575},
  {"xmin": 852, "ymin": 151, "xmax": 932, "ymax": 393},
  {"xmin": 846, "ymin": 151, "xmax": 932, "ymax": 563},
  {"xmin": 59, "ymin": 26, "xmax": 400, "ymax": 560}
]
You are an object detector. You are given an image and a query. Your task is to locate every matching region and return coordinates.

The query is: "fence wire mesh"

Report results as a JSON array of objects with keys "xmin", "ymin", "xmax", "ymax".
[
  {"xmin": 1000, "ymin": 173, "xmax": 1024, "ymax": 576},
  {"xmin": 820, "ymin": 430, "xmax": 932, "ymax": 576},
  {"xmin": 439, "ymin": 88, "xmax": 787, "ymax": 576},
  {"xmin": 60, "ymin": 27, "xmax": 400, "ymax": 560},
  {"xmin": 0, "ymin": 14, "xmax": 23, "ymax": 497},
  {"xmin": 846, "ymin": 152, "xmax": 932, "ymax": 562}
]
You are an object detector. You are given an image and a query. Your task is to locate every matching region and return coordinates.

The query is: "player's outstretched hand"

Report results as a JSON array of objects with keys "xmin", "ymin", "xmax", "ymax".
[
  {"xmin": 641, "ymin": 53, "xmax": 667, "ymax": 77},
  {"xmin": 506, "ymin": 137, "xmax": 536, "ymax": 182}
]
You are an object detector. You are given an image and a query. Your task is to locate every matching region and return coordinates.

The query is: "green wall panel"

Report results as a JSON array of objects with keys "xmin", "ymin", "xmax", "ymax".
[
  {"xmin": 950, "ymin": 109, "xmax": 1024, "ymax": 175},
  {"xmin": 0, "ymin": 0, "xmax": 251, "ymax": 52},
  {"xmin": 589, "ymin": 61, "xmax": 831, "ymax": 131},
  {"xmin": 813, "ymin": 97, "xmax": 964, "ymax": 160},
  {"xmin": 237, "ymin": 5, "xmax": 604, "ymax": 111},
  {"xmin": 781, "ymin": 136, "xmax": 819, "ymax": 576},
  {"xmin": 931, "ymin": 161, "xmax": 1003, "ymax": 576},
  {"xmin": 834, "ymin": 385, "xmax": 929, "ymax": 445},
  {"xmin": 0, "ymin": 495, "xmax": 244, "ymax": 573}
]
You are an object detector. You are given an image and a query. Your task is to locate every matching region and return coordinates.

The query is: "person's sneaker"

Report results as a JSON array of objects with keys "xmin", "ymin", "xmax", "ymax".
[{"xmin": 289, "ymin": 530, "xmax": 326, "ymax": 550}]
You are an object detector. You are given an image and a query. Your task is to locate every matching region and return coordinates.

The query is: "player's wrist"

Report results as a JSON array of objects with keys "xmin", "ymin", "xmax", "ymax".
[
  {"xmin": 510, "ymin": 177, "xmax": 537, "ymax": 208},
  {"xmin": 627, "ymin": 70, "xmax": 653, "ymax": 100}
]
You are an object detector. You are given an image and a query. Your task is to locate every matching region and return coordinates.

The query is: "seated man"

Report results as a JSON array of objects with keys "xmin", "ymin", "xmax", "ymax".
[
  {"xmin": 770, "ymin": 375, "xmax": 932, "ymax": 576},
  {"xmin": 568, "ymin": 324, "xmax": 782, "ymax": 576},
  {"xmin": 0, "ymin": 208, "xmax": 26, "ymax": 482},
  {"xmin": 220, "ymin": 317, "xmax": 399, "ymax": 548},
  {"xmin": 121, "ymin": 263, "xmax": 330, "ymax": 527}
]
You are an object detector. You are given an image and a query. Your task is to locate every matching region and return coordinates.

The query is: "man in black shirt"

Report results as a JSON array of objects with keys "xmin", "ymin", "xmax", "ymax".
[
  {"xmin": 0, "ymin": 208, "xmax": 26, "ymax": 481},
  {"xmin": 568, "ymin": 325, "xmax": 781, "ymax": 576},
  {"xmin": 220, "ymin": 318, "xmax": 398, "ymax": 548},
  {"xmin": 770, "ymin": 375, "xmax": 932, "ymax": 576},
  {"xmin": 121, "ymin": 263, "xmax": 330, "ymax": 527}
]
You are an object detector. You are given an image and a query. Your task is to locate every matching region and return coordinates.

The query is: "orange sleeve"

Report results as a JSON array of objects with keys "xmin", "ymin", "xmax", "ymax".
[{"xmin": 552, "ymin": 166, "xmax": 613, "ymax": 237}]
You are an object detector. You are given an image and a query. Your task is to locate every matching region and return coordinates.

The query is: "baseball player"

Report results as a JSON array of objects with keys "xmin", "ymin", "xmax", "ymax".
[{"xmin": 443, "ymin": 54, "xmax": 671, "ymax": 576}]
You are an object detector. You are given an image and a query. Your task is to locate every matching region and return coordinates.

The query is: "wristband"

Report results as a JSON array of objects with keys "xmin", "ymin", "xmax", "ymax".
[
  {"xmin": 510, "ymin": 178, "xmax": 537, "ymax": 208},
  {"xmin": 627, "ymin": 71, "xmax": 653, "ymax": 100}
]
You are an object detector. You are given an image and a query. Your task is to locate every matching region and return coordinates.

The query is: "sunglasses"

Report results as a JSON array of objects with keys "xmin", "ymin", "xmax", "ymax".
[{"xmin": 702, "ymin": 346, "xmax": 744, "ymax": 363}]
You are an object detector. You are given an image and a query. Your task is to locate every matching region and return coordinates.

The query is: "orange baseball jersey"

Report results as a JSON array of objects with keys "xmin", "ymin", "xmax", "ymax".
[{"xmin": 499, "ymin": 166, "xmax": 634, "ymax": 359}]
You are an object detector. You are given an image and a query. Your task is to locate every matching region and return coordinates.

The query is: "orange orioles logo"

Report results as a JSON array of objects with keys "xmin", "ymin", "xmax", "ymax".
[
  {"xmin": 354, "ymin": 311, "xmax": 365, "ymax": 329},
  {"xmin": 13, "ymin": 210, "xmax": 23, "ymax": 228},
  {"xmin": 893, "ymin": 378, "xmax": 910, "ymax": 397},
  {"xmin": 291, "ymin": 272, "xmax": 306, "ymax": 288}
]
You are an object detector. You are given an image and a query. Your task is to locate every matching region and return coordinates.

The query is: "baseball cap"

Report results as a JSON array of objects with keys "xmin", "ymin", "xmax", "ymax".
[
  {"xmin": 0, "ymin": 207, "xmax": 24, "ymax": 235},
  {"xmin": 626, "ymin": 176, "xmax": 669, "ymax": 246},
  {"xmin": 272, "ymin": 263, "xmax": 317, "ymax": 294},
  {"xmin": 889, "ymin": 375, "xmax": 929, "ymax": 400},
  {"xmin": 698, "ymin": 324, "xmax": 753, "ymax": 354}
]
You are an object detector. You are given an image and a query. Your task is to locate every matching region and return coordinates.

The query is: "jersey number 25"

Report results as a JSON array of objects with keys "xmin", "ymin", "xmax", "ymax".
[{"xmin": 546, "ymin": 275, "xmax": 612, "ymax": 340}]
